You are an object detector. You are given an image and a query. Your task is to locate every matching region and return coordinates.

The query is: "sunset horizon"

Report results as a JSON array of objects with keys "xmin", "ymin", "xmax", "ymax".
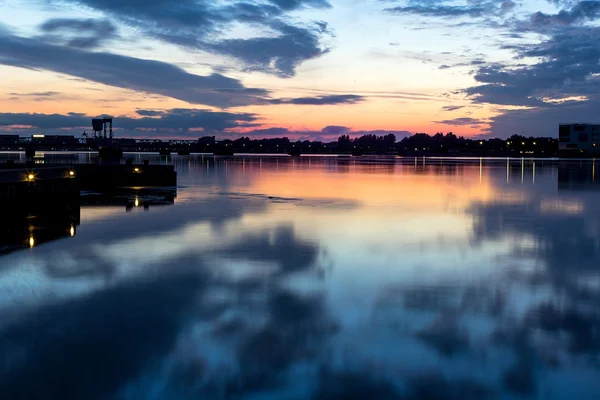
[{"xmin": 3, "ymin": 1, "xmax": 600, "ymax": 140}]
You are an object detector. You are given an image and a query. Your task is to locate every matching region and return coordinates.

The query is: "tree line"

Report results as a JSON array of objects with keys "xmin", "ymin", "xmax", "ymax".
[{"xmin": 198, "ymin": 132, "xmax": 558, "ymax": 156}]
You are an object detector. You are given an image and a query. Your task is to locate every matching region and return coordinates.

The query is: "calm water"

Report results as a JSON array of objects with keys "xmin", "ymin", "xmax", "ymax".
[{"xmin": 1, "ymin": 154, "xmax": 600, "ymax": 399}]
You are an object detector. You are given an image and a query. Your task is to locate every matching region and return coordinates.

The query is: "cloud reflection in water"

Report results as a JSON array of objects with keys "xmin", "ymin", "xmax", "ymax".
[{"xmin": 1, "ymin": 157, "xmax": 600, "ymax": 399}]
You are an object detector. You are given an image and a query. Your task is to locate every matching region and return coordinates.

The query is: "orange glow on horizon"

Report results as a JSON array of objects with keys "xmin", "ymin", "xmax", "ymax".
[{"xmin": 1, "ymin": 66, "xmax": 494, "ymax": 138}]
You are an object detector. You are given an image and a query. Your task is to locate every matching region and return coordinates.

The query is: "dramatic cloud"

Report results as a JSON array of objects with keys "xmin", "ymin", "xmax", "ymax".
[
  {"xmin": 0, "ymin": 110, "xmax": 411, "ymax": 140},
  {"xmin": 465, "ymin": 26, "xmax": 600, "ymax": 108},
  {"xmin": 0, "ymin": 28, "xmax": 359, "ymax": 108},
  {"xmin": 0, "ymin": 109, "xmax": 259, "ymax": 134},
  {"xmin": 0, "ymin": 31, "xmax": 268, "ymax": 108},
  {"xmin": 530, "ymin": 1, "xmax": 600, "ymax": 26},
  {"xmin": 43, "ymin": 0, "xmax": 332, "ymax": 77},
  {"xmin": 203, "ymin": 22, "xmax": 330, "ymax": 78},
  {"xmin": 38, "ymin": 18, "xmax": 118, "ymax": 49},
  {"xmin": 485, "ymin": 98, "xmax": 600, "ymax": 137}
]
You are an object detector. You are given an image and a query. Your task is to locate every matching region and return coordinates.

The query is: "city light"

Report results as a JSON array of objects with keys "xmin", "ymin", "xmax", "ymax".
[
  {"xmin": 27, "ymin": 174, "xmax": 34, "ymax": 181},
  {"xmin": 134, "ymin": 167, "xmax": 140, "ymax": 173},
  {"xmin": 70, "ymin": 226, "xmax": 75, "ymax": 237},
  {"xmin": 135, "ymin": 197, "xmax": 139, "ymax": 207},
  {"xmin": 29, "ymin": 236, "xmax": 35, "ymax": 248},
  {"xmin": 69, "ymin": 170, "xmax": 75, "ymax": 177}
]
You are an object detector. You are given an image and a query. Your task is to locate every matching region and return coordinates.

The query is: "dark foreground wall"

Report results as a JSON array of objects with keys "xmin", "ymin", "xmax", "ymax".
[
  {"xmin": 75, "ymin": 164, "xmax": 177, "ymax": 189},
  {"xmin": 0, "ymin": 167, "xmax": 80, "ymax": 209}
]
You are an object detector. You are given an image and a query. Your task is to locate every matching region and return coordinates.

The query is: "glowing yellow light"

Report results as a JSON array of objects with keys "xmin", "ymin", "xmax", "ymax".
[
  {"xmin": 479, "ymin": 141, "xmax": 483, "ymax": 145},
  {"xmin": 70, "ymin": 226, "xmax": 75, "ymax": 237},
  {"xmin": 27, "ymin": 174, "xmax": 34, "ymax": 181},
  {"xmin": 134, "ymin": 168, "xmax": 140, "ymax": 173},
  {"xmin": 134, "ymin": 197, "xmax": 139, "ymax": 207},
  {"xmin": 522, "ymin": 142, "xmax": 525, "ymax": 145},
  {"xmin": 29, "ymin": 236, "xmax": 35, "ymax": 248},
  {"xmin": 69, "ymin": 170, "xmax": 75, "ymax": 177},
  {"xmin": 533, "ymin": 142, "xmax": 537, "ymax": 145}
]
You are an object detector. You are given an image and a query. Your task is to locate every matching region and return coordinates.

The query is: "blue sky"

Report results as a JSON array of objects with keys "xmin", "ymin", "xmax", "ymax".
[{"xmin": 1, "ymin": 0, "xmax": 600, "ymax": 139}]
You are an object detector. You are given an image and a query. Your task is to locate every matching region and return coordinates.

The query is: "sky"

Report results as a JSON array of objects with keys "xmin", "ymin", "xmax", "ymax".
[{"xmin": 1, "ymin": 0, "xmax": 600, "ymax": 140}]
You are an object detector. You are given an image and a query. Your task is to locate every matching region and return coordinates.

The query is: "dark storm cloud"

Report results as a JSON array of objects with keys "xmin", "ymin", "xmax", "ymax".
[
  {"xmin": 487, "ymin": 99, "xmax": 600, "ymax": 137},
  {"xmin": 135, "ymin": 110, "xmax": 164, "ymax": 117},
  {"xmin": 0, "ymin": 112, "xmax": 89, "ymax": 129},
  {"xmin": 267, "ymin": 0, "xmax": 331, "ymax": 10},
  {"xmin": 0, "ymin": 109, "xmax": 258, "ymax": 132},
  {"xmin": 530, "ymin": 1, "xmax": 600, "ymax": 26},
  {"xmin": 0, "ymin": 28, "xmax": 361, "ymax": 109},
  {"xmin": 38, "ymin": 18, "xmax": 118, "ymax": 49},
  {"xmin": 466, "ymin": 26, "xmax": 600, "ymax": 107},
  {"xmin": 269, "ymin": 94, "xmax": 364, "ymax": 105},
  {"xmin": 203, "ymin": 22, "xmax": 330, "ymax": 78},
  {"xmin": 460, "ymin": 23, "xmax": 600, "ymax": 137},
  {"xmin": 384, "ymin": 0, "xmax": 513, "ymax": 18},
  {"xmin": 453, "ymin": 2, "xmax": 600, "ymax": 136},
  {"xmin": 0, "ymin": 31, "xmax": 268, "ymax": 108},
  {"xmin": 0, "ymin": 111, "xmax": 409, "ymax": 139},
  {"xmin": 442, "ymin": 105, "xmax": 465, "ymax": 111},
  {"xmin": 385, "ymin": 5, "xmax": 488, "ymax": 18},
  {"xmin": 435, "ymin": 117, "xmax": 486, "ymax": 126},
  {"xmin": 321, "ymin": 125, "xmax": 351, "ymax": 135},
  {"xmin": 44, "ymin": 0, "xmax": 331, "ymax": 77}
]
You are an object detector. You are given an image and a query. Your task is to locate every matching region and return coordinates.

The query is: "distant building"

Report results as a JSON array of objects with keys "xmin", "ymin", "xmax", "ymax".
[
  {"xmin": 31, "ymin": 135, "xmax": 78, "ymax": 146},
  {"xmin": 198, "ymin": 136, "xmax": 216, "ymax": 145},
  {"xmin": 559, "ymin": 124, "xmax": 600, "ymax": 153},
  {"xmin": 115, "ymin": 138, "xmax": 137, "ymax": 151}
]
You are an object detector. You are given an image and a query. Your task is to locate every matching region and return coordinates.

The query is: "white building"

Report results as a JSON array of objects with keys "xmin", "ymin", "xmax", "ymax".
[{"xmin": 559, "ymin": 124, "xmax": 600, "ymax": 153}]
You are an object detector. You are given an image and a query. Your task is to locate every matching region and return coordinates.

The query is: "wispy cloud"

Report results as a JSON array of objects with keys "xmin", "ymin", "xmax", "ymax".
[{"xmin": 268, "ymin": 94, "xmax": 364, "ymax": 105}]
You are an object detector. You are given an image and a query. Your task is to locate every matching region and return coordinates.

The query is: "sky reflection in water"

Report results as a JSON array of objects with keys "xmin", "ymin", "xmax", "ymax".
[{"xmin": 1, "ymin": 156, "xmax": 600, "ymax": 399}]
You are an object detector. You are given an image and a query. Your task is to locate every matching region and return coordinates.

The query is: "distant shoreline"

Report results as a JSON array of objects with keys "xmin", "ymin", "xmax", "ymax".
[{"xmin": 2, "ymin": 150, "xmax": 598, "ymax": 161}]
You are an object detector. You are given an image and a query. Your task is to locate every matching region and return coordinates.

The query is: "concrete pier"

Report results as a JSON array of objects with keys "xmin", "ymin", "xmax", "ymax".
[
  {"xmin": 0, "ymin": 163, "xmax": 177, "ymax": 207},
  {"xmin": 75, "ymin": 163, "xmax": 176, "ymax": 189},
  {"xmin": 0, "ymin": 166, "xmax": 79, "ymax": 208}
]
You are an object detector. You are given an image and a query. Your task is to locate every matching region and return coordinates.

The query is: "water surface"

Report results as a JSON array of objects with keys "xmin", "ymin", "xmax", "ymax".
[{"xmin": 1, "ymin": 155, "xmax": 599, "ymax": 399}]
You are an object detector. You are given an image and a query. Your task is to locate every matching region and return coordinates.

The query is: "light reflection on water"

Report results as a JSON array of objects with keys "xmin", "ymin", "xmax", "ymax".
[{"xmin": 1, "ymin": 155, "xmax": 600, "ymax": 399}]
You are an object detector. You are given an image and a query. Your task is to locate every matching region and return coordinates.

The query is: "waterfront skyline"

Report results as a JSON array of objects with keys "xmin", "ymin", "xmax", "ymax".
[{"xmin": 2, "ymin": 0, "xmax": 600, "ymax": 139}]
